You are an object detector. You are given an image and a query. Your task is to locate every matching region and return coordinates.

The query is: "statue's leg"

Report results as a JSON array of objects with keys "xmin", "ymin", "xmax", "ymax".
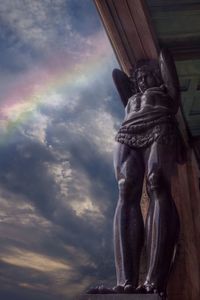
[
  {"xmin": 113, "ymin": 142, "xmax": 145, "ymax": 291},
  {"xmin": 143, "ymin": 141, "xmax": 180, "ymax": 293}
]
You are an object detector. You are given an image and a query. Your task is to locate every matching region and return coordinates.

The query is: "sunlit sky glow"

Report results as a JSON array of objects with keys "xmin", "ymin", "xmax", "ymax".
[{"xmin": 0, "ymin": 1, "xmax": 123, "ymax": 299}]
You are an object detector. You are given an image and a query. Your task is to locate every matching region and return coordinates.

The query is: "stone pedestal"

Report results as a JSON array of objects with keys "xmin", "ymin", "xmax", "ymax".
[{"xmin": 77, "ymin": 295, "xmax": 163, "ymax": 300}]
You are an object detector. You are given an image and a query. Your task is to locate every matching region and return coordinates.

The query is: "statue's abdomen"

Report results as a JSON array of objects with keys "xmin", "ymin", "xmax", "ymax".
[{"xmin": 125, "ymin": 91, "xmax": 172, "ymax": 123}]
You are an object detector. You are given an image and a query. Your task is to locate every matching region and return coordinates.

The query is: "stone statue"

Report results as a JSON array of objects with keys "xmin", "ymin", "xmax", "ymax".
[{"xmin": 87, "ymin": 49, "xmax": 186, "ymax": 297}]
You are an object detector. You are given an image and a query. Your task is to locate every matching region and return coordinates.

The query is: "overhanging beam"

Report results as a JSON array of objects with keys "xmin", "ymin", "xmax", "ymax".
[{"xmin": 94, "ymin": 0, "xmax": 158, "ymax": 74}]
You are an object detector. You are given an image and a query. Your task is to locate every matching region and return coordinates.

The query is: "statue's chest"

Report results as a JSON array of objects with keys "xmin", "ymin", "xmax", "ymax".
[{"xmin": 141, "ymin": 90, "xmax": 168, "ymax": 107}]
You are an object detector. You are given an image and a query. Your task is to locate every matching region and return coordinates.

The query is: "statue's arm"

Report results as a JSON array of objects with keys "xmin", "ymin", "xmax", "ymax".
[
  {"xmin": 159, "ymin": 48, "xmax": 180, "ymax": 114},
  {"xmin": 112, "ymin": 68, "xmax": 133, "ymax": 107}
]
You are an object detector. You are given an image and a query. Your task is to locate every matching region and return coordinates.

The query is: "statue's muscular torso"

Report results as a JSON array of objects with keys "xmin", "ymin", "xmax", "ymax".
[
  {"xmin": 124, "ymin": 86, "xmax": 174, "ymax": 125},
  {"xmin": 115, "ymin": 84, "xmax": 177, "ymax": 149}
]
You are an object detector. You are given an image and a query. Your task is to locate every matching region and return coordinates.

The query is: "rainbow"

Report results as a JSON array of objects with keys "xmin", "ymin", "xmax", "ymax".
[{"xmin": 0, "ymin": 31, "xmax": 115, "ymax": 143}]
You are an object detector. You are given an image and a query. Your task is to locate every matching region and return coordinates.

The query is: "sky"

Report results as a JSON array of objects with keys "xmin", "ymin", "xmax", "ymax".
[{"xmin": 0, "ymin": 1, "xmax": 124, "ymax": 299}]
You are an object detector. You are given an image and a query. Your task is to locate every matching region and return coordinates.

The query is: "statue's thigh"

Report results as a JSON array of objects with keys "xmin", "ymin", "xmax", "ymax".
[
  {"xmin": 113, "ymin": 142, "xmax": 144, "ymax": 184},
  {"xmin": 144, "ymin": 142, "xmax": 176, "ymax": 181}
]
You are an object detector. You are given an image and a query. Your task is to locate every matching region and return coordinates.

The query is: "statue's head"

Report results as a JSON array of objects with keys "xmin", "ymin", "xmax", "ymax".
[{"xmin": 131, "ymin": 60, "xmax": 162, "ymax": 93}]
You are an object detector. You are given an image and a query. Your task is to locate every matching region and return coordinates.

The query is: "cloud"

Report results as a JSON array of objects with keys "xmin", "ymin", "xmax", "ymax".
[
  {"xmin": 0, "ymin": 1, "xmax": 66, "ymax": 51},
  {"xmin": 1, "ymin": 247, "xmax": 71, "ymax": 272},
  {"xmin": 0, "ymin": 190, "xmax": 51, "ymax": 229},
  {"xmin": 0, "ymin": 0, "xmax": 124, "ymax": 299},
  {"xmin": 0, "ymin": 183, "xmax": 106, "ymax": 298},
  {"xmin": 0, "ymin": 0, "xmax": 103, "ymax": 71},
  {"xmin": 0, "ymin": 66, "xmax": 120, "ymax": 300}
]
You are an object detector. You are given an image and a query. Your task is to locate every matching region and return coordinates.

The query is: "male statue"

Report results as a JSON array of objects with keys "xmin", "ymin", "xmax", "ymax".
[
  {"xmin": 87, "ymin": 49, "xmax": 186, "ymax": 297},
  {"xmin": 112, "ymin": 48, "xmax": 186, "ymax": 296}
]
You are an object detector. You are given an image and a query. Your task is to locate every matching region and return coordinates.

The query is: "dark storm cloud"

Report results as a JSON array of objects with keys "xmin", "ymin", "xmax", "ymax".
[
  {"xmin": 0, "ymin": 137, "xmax": 57, "ymax": 216},
  {"xmin": 0, "ymin": 261, "xmax": 56, "ymax": 300},
  {"xmin": 0, "ymin": 0, "xmax": 101, "ymax": 72},
  {"xmin": 0, "ymin": 0, "xmax": 122, "ymax": 299},
  {"xmin": 43, "ymin": 88, "xmax": 120, "ymax": 218},
  {"xmin": 0, "ymin": 90, "xmax": 120, "ymax": 297}
]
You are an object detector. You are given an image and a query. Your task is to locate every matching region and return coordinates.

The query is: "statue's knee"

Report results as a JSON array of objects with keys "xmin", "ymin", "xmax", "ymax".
[
  {"xmin": 117, "ymin": 175, "xmax": 142, "ymax": 207},
  {"xmin": 147, "ymin": 171, "xmax": 163, "ymax": 192},
  {"xmin": 118, "ymin": 177, "xmax": 132, "ymax": 191},
  {"xmin": 117, "ymin": 177, "xmax": 133, "ymax": 203}
]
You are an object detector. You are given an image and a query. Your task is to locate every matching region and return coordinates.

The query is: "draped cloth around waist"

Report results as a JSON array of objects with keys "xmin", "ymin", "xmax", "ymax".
[{"xmin": 115, "ymin": 114, "xmax": 186, "ymax": 164}]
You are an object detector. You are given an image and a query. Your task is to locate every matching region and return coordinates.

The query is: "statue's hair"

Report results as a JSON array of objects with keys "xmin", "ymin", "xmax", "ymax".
[{"xmin": 130, "ymin": 59, "xmax": 163, "ymax": 91}]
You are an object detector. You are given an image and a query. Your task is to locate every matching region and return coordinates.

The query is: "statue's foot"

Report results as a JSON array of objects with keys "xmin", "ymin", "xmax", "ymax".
[
  {"xmin": 136, "ymin": 283, "xmax": 157, "ymax": 294},
  {"xmin": 124, "ymin": 284, "xmax": 135, "ymax": 293},
  {"xmin": 113, "ymin": 285, "xmax": 124, "ymax": 293},
  {"xmin": 113, "ymin": 282, "xmax": 136, "ymax": 294},
  {"xmin": 136, "ymin": 282, "xmax": 166, "ymax": 298},
  {"xmin": 87, "ymin": 282, "xmax": 137, "ymax": 294}
]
